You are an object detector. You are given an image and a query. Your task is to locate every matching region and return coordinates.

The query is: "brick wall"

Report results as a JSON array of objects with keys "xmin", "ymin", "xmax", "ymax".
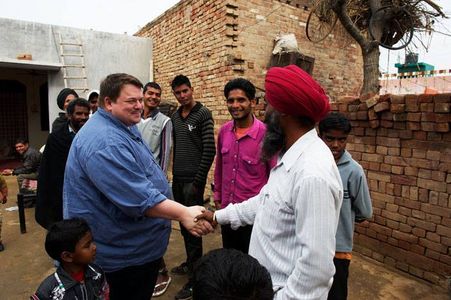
[
  {"xmin": 136, "ymin": 0, "xmax": 363, "ymax": 125},
  {"xmin": 332, "ymin": 93, "xmax": 451, "ymax": 287}
]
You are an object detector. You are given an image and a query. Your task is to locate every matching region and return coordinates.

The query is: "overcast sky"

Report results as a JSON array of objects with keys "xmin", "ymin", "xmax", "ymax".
[{"xmin": 1, "ymin": 0, "xmax": 450, "ymax": 73}]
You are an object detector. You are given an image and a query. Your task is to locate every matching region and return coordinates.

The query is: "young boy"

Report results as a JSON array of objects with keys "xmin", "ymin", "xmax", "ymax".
[
  {"xmin": 31, "ymin": 218, "xmax": 109, "ymax": 300},
  {"xmin": 318, "ymin": 112, "xmax": 373, "ymax": 300}
]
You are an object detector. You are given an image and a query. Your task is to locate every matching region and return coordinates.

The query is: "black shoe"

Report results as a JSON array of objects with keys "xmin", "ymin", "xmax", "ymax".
[
  {"xmin": 171, "ymin": 262, "xmax": 189, "ymax": 275},
  {"xmin": 0, "ymin": 243, "xmax": 4, "ymax": 252},
  {"xmin": 174, "ymin": 283, "xmax": 192, "ymax": 300}
]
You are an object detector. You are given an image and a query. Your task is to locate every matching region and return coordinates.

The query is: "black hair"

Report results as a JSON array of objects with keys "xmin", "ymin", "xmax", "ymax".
[
  {"xmin": 66, "ymin": 98, "xmax": 90, "ymax": 115},
  {"xmin": 143, "ymin": 82, "xmax": 162, "ymax": 93},
  {"xmin": 88, "ymin": 92, "xmax": 99, "ymax": 101},
  {"xmin": 171, "ymin": 75, "xmax": 191, "ymax": 90},
  {"xmin": 45, "ymin": 218, "xmax": 91, "ymax": 262},
  {"xmin": 15, "ymin": 137, "xmax": 28, "ymax": 145},
  {"xmin": 193, "ymin": 248, "xmax": 274, "ymax": 300},
  {"xmin": 224, "ymin": 78, "xmax": 256, "ymax": 100},
  {"xmin": 318, "ymin": 112, "xmax": 351, "ymax": 135}
]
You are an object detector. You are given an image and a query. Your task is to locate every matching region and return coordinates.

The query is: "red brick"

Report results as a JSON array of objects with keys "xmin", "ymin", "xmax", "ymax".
[
  {"xmin": 406, "ymin": 217, "xmax": 436, "ymax": 231},
  {"xmin": 369, "ymin": 120, "xmax": 379, "ymax": 128},
  {"xmin": 408, "ymin": 266, "xmax": 424, "ymax": 278},
  {"xmin": 413, "ymin": 131, "xmax": 427, "ymax": 140},
  {"xmin": 406, "ymin": 112, "xmax": 421, "ymax": 121},
  {"xmin": 376, "ymin": 146, "xmax": 388, "ymax": 155},
  {"xmin": 409, "ymin": 187, "xmax": 419, "ymax": 200},
  {"xmin": 436, "ymin": 224, "xmax": 451, "ymax": 237},
  {"xmin": 423, "ymin": 272, "xmax": 440, "ymax": 284},
  {"xmin": 418, "ymin": 238, "xmax": 448, "ymax": 254},
  {"xmin": 391, "ymin": 104, "xmax": 406, "ymax": 113},
  {"xmin": 421, "ymin": 122, "xmax": 436, "ymax": 132},
  {"xmin": 380, "ymin": 163, "xmax": 391, "ymax": 173},
  {"xmin": 367, "ymin": 171, "xmax": 391, "ymax": 182},
  {"xmin": 417, "ymin": 178, "xmax": 447, "ymax": 193},
  {"xmin": 433, "ymin": 93, "xmax": 451, "ymax": 103},
  {"xmin": 381, "ymin": 111, "xmax": 393, "ymax": 120},
  {"xmin": 434, "ymin": 102, "xmax": 450, "ymax": 113},
  {"xmin": 419, "ymin": 188, "xmax": 429, "ymax": 202},
  {"xmin": 374, "ymin": 101, "xmax": 390, "ymax": 112},
  {"xmin": 362, "ymin": 153, "xmax": 384, "ymax": 163},
  {"xmin": 418, "ymin": 169, "xmax": 432, "ymax": 179},
  {"xmin": 404, "ymin": 167, "xmax": 417, "ymax": 176},
  {"xmin": 426, "ymin": 150, "xmax": 441, "ymax": 161},
  {"xmin": 382, "ymin": 210, "xmax": 407, "ymax": 223},
  {"xmin": 426, "ymin": 232, "xmax": 441, "ymax": 243},
  {"xmin": 392, "ymin": 175, "xmax": 416, "ymax": 186},
  {"xmin": 356, "ymin": 111, "xmax": 368, "ymax": 120},
  {"xmin": 435, "ymin": 122, "xmax": 449, "ymax": 132},
  {"xmin": 441, "ymin": 236, "xmax": 451, "ymax": 247},
  {"xmin": 406, "ymin": 122, "xmax": 421, "ymax": 130},
  {"xmin": 390, "ymin": 94, "xmax": 406, "ymax": 104},
  {"xmin": 386, "ymin": 203, "xmax": 399, "ymax": 212},
  {"xmin": 429, "ymin": 191, "xmax": 439, "ymax": 205},
  {"xmin": 391, "ymin": 166, "xmax": 404, "ymax": 175},
  {"xmin": 421, "ymin": 112, "xmax": 436, "ymax": 122},
  {"xmin": 406, "ymin": 100, "xmax": 419, "ymax": 112},
  {"xmin": 418, "ymin": 94, "xmax": 434, "ymax": 103},
  {"xmin": 420, "ymin": 103, "xmax": 434, "ymax": 112},
  {"xmin": 380, "ymin": 120, "xmax": 393, "ymax": 128},
  {"xmin": 395, "ymin": 198, "xmax": 421, "ymax": 210},
  {"xmin": 370, "ymin": 223, "xmax": 392, "ymax": 236},
  {"xmin": 399, "ymin": 222, "xmax": 412, "ymax": 233},
  {"xmin": 412, "ymin": 227, "xmax": 426, "ymax": 237},
  {"xmin": 425, "ymin": 213, "xmax": 442, "ymax": 224},
  {"xmin": 398, "ymin": 240, "xmax": 411, "ymax": 250},
  {"xmin": 425, "ymin": 249, "xmax": 441, "ymax": 260},
  {"xmin": 422, "ymin": 204, "xmax": 451, "ymax": 218},
  {"xmin": 435, "ymin": 113, "xmax": 451, "ymax": 122},
  {"xmin": 411, "ymin": 244, "xmax": 425, "ymax": 255},
  {"xmin": 405, "ymin": 252, "xmax": 436, "ymax": 271},
  {"xmin": 392, "ymin": 230, "xmax": 418, "ymax": 243},
  {"xmin": 398, "ymin": 207, "xmax": 411, "ymax": 217}
]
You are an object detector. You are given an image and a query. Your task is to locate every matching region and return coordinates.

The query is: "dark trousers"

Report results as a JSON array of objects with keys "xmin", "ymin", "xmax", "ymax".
[
  {"xmin": 172, "ymin": 181, "xmax": 205, "ymax": 273},
  {"xmin": 221, "ymin": 224, "xmax": 253, "ymax": 254},
  {"xmin": 327, "ymin": 258, "xmax": 350, "ymax": 300},
  {"xmin": 105, "ymin": 258, "xmax": 161, "ymax": 300}
]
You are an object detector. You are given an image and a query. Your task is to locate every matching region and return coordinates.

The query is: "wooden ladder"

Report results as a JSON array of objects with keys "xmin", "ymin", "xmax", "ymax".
[{"xmin": 57, "ymin": 33, "xmax": 88, "ymax": 93}]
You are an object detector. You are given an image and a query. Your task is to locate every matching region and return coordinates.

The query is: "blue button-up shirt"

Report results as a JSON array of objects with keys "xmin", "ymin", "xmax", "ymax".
[{"xmin": 63, "ymin": 108, "xmax": 171, "ymax": 272}]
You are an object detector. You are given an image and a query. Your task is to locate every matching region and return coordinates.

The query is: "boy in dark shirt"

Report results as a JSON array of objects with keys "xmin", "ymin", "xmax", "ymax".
[{"xmin": 31, "ymin": 218, "xmax": 109, "ymax": 300}]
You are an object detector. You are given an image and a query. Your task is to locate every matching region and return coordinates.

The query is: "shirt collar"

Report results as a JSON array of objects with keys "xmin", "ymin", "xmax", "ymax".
[
  {"xmin": 97, "ymin": 108, "xmax": 142, "ymax": 141},
  {"xmin": 278, "ymin": 128, "xmax": 318, "ymax": 171},
  {"xmin": 229, "ymin": 115, "xmax": 261, "ymax": 140}
]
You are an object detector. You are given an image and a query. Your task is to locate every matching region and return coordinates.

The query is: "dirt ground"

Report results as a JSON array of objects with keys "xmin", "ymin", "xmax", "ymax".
[{"xmin": 0, "ymin": 175, "xmax": 448, "ymax": 300}]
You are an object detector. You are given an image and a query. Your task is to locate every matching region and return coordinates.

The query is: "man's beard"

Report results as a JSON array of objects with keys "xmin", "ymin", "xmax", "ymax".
[{"xmin": 261, "ymin": 110, "xmax": 285, "ymax": 162}]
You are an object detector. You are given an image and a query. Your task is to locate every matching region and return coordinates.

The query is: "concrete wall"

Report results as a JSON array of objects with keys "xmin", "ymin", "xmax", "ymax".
[
  {"xmin": 332, "ymin": 94, "xmax": 451, "ymax": 288},
  {"xmin": 0, "ymin": 17, "xmax": 153, "ymax": 130}
]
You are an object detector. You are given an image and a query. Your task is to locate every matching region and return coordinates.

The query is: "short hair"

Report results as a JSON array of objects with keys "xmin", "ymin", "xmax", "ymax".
[
  {"xmin": 88, "ymin": 91, "xmax": 99, "ymax": 101},
  {"xmin": 45, "ymin": 218, "xmax": 91, "ymax": 262},
  {"xmin": 66, "ymin": 98, "xmax": 90, "ymax": 115},
  {"xmin": 143, "ymin": 82, "xmax": 162, "ymax": 93},
  {"xmin": 98, "ymin": 73, "xmax": 143, "ymax": 108},
  {"xmin": 318, "ymin": 112, "xmax": 352, "ymax": 135},
  {"xmin": 224, "ymin": 78, "xmax": 256, "ymax": 100},
  {"xmin": 193, "ymin": 249, "xmax": 274, "ymax": 300},
  {"xmin": 15, "ymin": 137, "xmax": 28, "ymax": 145},
  {"xmin": 171, "ymin": 75, "xmax": 191, "ymax": 90}
]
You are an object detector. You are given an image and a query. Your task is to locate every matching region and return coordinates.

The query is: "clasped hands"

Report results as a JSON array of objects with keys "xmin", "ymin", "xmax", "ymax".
[{"xmin": 181, "ymin": 206, "xmax": 217, "ymax": 237}]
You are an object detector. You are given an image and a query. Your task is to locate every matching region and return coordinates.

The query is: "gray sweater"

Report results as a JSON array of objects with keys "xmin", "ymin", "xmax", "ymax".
[{"xmin": 336, "ymin": 150, "xmax": 373, "ymax": 253}]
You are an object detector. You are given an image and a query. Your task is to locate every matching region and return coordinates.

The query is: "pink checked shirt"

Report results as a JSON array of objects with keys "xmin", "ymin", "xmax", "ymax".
[{"xmin": 214, "ymin": 117, "xmax": 275, "ymax": 208}]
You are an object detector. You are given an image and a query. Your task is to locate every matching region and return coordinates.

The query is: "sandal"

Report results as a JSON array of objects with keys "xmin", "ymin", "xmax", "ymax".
[{"xmin": 152, "ymin": 276, "xmax": 172, "ymax": 297}]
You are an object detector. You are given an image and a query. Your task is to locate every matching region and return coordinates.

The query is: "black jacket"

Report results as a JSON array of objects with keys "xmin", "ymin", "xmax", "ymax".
[
  {"xmin": 51, "ymin": 113, "xmax": 68, "ymax": 132},
  {"xmin": 36, "ymin": 123, "xmax": 75, "ymax": 229},
  {"xmin": 31, "ymin": 264, "xmax": 109, "ymax": 300}
]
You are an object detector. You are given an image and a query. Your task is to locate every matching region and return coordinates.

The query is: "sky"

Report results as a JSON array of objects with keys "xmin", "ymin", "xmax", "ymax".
[{"xmin": 0, "ymin": 0, "xmax": 450, "ymax": 73}]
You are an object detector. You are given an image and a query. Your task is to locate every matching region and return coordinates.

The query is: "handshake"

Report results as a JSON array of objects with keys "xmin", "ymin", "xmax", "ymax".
[{"xmin": 182, "ymin": 206, "xmax": 218, "ymax": 237}]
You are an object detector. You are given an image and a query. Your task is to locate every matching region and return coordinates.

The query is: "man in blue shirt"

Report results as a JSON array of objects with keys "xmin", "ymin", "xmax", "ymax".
[{"xmin": 63, "ymin": 73, "xmax": 213, "ymax": 300}]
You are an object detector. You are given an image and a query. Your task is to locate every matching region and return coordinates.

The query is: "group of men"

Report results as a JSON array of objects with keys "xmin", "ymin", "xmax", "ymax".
[{"xmin": 2, "ymin": 63, "xmax": 372, "ymax": 300}]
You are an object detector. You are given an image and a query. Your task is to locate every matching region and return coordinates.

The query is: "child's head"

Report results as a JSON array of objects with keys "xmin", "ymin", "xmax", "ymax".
[
  {"xmin": 45, "ymin": 218, "xmax": 96, "ymax": 265},
  {"xmin": 318, "ymin": 112, "xmax": 351, "ymax": 161},
  {"xmin": 193, "ymin": 248, "xmax": 274, "ymax": 300}
]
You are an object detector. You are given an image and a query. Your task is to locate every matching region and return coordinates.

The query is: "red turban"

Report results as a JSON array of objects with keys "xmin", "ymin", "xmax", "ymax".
[{"xmin": 265, "ymin": 65, "xmax": 330, "ymax": 122}]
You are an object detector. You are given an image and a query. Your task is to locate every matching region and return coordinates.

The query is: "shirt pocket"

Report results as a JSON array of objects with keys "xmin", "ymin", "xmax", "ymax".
[
  {"xmin": 240, "ymin": 154, "xmax": 260, "ymax": 177},
  {"xmin": 221, "ymin": 147, "xmax": 230, "ymax": 164}
]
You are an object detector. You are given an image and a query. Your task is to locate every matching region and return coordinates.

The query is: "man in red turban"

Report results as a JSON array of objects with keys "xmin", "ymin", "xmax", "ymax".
[{"xmin": 196, "ymin": 65, "xmax": 343, "ymax": 299}]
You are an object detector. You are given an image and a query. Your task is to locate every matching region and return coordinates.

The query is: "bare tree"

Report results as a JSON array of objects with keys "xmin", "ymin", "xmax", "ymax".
[{"xmin": 308, "ymin": 0, "xmax": 447, "ymax": 95}]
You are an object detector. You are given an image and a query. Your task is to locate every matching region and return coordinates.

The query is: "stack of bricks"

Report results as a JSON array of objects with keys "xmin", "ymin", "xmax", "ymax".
[{"xmin": 331, "ymin": 93, "xmax": 451, "ymax": 287}]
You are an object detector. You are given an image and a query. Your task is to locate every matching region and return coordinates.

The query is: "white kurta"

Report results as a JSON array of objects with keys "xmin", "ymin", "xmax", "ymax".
[{"xmin": 216, "ymin": 128, "xmax": 343, "ymax": 299}]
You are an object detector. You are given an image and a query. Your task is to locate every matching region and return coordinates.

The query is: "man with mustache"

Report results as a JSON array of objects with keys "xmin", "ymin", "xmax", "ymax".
[
  {"xmin": 36, "ymin": 98, "xmax": 90, "ymax": 230},
  {"xmin": 197, "ymin": 65, "xmax": 343, "ymax": 299},
  {"xmin": 214, "ymin": 78, "xmax": 274, "ymax": 254}
]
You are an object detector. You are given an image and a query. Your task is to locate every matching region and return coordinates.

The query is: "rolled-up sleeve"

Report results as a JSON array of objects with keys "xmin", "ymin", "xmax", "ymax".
[{"xmin": 85, "ymin": 145, "xmax": 167, "ymax": 218}]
